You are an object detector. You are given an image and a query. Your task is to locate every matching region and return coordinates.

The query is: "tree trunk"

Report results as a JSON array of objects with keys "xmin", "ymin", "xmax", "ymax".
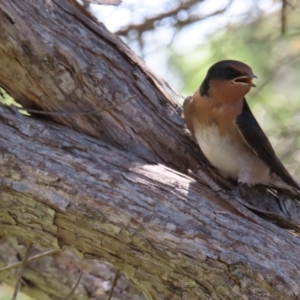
[{"xmin": 0, "ymin": 1, "xmax": 300, "ymax": 299}]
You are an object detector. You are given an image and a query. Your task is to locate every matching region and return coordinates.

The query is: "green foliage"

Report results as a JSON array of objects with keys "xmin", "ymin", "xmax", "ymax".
[
  {"xmin": 0, "ymin": 89, "xmax": 29, "ymax": 115},
  {"xmin": 0, "ymin": 284, "xmax": 35, "ymax": 300},
  {"xmin": 0, "ymin": 88, "xmax": 19, "ymax": 106}
]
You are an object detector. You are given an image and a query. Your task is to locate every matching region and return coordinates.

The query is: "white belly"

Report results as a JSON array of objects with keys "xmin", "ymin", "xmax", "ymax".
[
  {"xmin": 194, "ymin": 124, "xmax": 270, "ymax": 184},
  {"xmin": 195, "ymin": 126, "xmax": 240, "ymax": 177}
]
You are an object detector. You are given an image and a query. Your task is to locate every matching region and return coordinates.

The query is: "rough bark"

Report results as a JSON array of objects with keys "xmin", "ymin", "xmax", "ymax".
[
  {"xmin": 0, "ymin": 1, "xmax": 300, "ymax": 300},
  {"xmin": 0, "ymin": 0, "xmax": 203, "ymax": 173},
  {"xmin": 0, "ymin": 237, "xmax": 143, "ymax": 300},
  {"xmin": 0, "ymin": 105, "xmax": 300, "ymax": 299}
]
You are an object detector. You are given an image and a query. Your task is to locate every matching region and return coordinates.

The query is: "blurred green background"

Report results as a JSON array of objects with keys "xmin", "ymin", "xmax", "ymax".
[{"xmin": 2, "ymin": 0, "xmax": 300, "ymax": 178}]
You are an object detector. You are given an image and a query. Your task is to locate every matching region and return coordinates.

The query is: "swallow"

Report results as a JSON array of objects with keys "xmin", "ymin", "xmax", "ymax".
[{"xmin": 183, "ymin": 60, "xmax": 300, "ymax": 196}]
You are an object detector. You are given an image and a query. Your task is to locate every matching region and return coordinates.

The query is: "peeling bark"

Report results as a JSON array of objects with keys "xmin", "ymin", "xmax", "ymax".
[
  {"xmin": 0, "ymin": 237, "xmax": 143, "ymax": 300},
  {"xmin": 0, "ymin": 1, "xmax": 300, "ymax": 300}
]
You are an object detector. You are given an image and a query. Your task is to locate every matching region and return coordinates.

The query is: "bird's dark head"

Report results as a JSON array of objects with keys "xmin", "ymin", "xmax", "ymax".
[{"xmin": 200, "ymin": 60, "xmax": 257, "ymax": 101}]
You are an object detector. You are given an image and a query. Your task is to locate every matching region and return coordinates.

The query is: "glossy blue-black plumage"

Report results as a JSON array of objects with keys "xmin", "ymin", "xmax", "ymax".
[{"xmin": 236, "ymin": 99, "xmax": 300, "ymax": 191}]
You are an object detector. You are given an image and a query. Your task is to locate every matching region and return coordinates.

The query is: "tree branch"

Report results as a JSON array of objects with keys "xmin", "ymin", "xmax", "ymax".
[
  {"xmin": 115, "ymin": 0, "xmax": 233, "ymax": 36},
  {"xmin": 0, "ymin": 1, "xmax": 300, "ymax": 299},
  {"xmin": 0, "ymin": 0, "xmax": 203, "ymax": 173},
  {"xmin": 0, "ymin": 104, "xmax": 300, "ymax": 299}
]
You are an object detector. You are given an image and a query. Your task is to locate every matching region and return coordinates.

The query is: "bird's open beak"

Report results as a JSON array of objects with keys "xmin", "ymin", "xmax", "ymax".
[{"xmin": 232, "ymin": 74, "xmax": 257, "ymax": 87}]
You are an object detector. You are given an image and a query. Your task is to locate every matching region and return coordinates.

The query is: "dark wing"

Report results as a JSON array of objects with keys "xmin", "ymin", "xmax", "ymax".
[{"xmin": 235, "ymin": 98, "xmax": 299, "ymax": 190}]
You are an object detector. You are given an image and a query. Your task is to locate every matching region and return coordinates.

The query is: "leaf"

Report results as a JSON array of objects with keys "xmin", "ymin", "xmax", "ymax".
[{"xmin": 0, "ymin": 284, "xmax": 35, "ymax": 300}]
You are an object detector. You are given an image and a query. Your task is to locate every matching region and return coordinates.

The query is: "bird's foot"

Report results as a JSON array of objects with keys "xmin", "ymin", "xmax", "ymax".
[
  {"xmin": 219, "ymin": 182, "xmax": 243, "ymax": 200},
  {"xmin": 188, "ymin": 166, "xmax": 245, "ymax": 201},
  {"xmin": 229, "ymin": 182, "xmax": 242, "ymax": 196}
]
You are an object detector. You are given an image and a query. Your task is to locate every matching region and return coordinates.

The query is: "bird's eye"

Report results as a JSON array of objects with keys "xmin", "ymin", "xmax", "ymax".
[{"xmin": 224, "ymin": 68, "xmax": 234, "ymax": 78}]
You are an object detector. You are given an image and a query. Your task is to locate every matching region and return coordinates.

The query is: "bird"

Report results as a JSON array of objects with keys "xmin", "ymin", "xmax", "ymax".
[{"xmin": 183, "ymin": 60, "xmax": 300, "ymax": 196}]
